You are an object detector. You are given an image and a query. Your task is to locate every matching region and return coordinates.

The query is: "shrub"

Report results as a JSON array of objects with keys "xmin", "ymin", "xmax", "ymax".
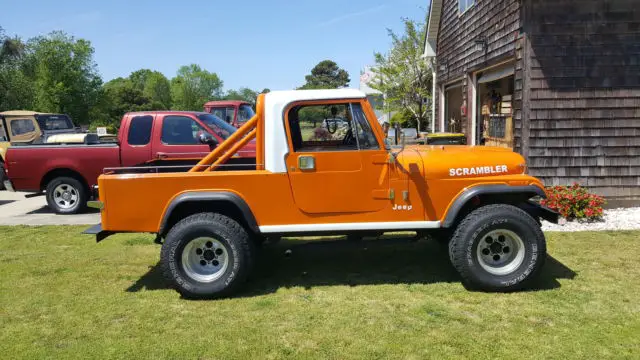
[{"xmin": 541, "ymin": 183, "xmax": 606, "ymax": 221}]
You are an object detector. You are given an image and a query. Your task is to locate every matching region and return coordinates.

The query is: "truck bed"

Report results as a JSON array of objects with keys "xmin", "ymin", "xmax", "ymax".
[{"xmin": 6, "ymin": 143, "xmax": 121, "ymax": 192}]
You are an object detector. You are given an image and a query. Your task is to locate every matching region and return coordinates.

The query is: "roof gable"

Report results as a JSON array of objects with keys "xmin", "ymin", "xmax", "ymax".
[{"xmin": 423, "ymin": 0, "xmax": 443, "ymax": 58}]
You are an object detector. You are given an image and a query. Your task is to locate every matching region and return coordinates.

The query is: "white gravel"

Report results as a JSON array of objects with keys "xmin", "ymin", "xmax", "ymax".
[{"xmin": 541, "ymin": 207, "xmax": 640, "ymax": 232}]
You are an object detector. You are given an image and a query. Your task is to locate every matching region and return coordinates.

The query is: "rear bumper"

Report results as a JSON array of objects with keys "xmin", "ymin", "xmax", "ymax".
[{"xmin": 83, "ymin": 223, "xmax": 115, "ymax": 242}]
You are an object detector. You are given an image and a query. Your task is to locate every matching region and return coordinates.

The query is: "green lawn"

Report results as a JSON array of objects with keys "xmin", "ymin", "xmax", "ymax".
[{"xmin": 0, "ymin": 227, "xmax": 639, "ymax": 359}]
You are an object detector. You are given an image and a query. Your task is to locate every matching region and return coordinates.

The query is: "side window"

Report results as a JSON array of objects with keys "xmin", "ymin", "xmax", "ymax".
[
  {"xmin": 350, "ymin": 103, "xmax": 380, "ymax": 150},
  {"xmin": 459, "ymin": 0, "xmax": 475, "ymax": 13},
  {"xmin": 10, "ymin": 119, "xmax": 36, "ymax": 136},
  {"xmin": 161, "ymin": 116, "xmax": 206, "ymax": 145},
  {"xmin": 128, "ymin": 116, "xmax": 153, "ymax": 146},
  {"xmin": 288, "ymin": 104, "xmax": 358, "ymax": 152}
]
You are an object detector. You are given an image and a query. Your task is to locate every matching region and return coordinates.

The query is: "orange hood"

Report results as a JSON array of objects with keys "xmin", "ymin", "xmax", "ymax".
[{"xmin": 395, "ymin": 145, "xmax": 527, "ymax": 180}]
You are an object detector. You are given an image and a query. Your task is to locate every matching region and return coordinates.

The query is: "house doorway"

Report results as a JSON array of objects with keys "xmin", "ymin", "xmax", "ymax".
[
  {"xmin": 444, "ymin": 82, "xmax": 463, "ymax": 134},
  {"xmin": 476, "ymin": 64, "xmax": 515, "ymax": 148}
]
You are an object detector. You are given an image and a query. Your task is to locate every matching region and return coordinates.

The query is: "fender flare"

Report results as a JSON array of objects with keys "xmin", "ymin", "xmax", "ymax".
[
  {"xmin": 158, "ymin": 191, "xmax": 260, "ymax": 235},
  {"xmin": 441, "ymin": 185, "xmax": 546, "ymax": 228}
]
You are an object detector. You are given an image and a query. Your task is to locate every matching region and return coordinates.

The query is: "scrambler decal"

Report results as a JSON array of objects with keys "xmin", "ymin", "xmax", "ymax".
[{"xmin": 449, "ymin": 165, "xmax": 508, "ymax": 177}]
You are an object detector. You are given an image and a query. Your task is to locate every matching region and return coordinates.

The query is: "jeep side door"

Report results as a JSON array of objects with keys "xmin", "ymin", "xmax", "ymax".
[{"xmin": 284, "ymin": 100, "xmax": 389, "ymax": 214}]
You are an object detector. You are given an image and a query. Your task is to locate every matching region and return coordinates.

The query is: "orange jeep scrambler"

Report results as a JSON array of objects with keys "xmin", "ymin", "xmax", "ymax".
[{"xmin": 85, "ymin": 89, "xmax": 559, "ymax": 299}]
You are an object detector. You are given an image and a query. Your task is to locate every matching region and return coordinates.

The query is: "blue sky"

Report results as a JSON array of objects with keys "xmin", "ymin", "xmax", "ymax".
[{"xmin": 2, "ymin": 0, "xmax": 428, "ymax": 91}]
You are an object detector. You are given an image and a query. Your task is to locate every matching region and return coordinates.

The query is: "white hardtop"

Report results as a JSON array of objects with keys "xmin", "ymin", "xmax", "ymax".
[{"xmin": 263, "ymin": 89, "xmax": 367, "ymax": 173}]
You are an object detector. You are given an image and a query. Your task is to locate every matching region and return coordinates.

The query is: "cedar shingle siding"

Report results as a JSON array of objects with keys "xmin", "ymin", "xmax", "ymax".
[
  {"xmin": 434, "ymin": 0, "xmax": 640, "ymax": 199},
  {"xmin": 524, "ymin": 0, "xmax": 640, "ymax": 199}
]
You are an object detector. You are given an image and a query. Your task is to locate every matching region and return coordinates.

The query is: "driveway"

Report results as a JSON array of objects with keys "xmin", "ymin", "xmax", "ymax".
[{"xmin": 0, "ymin": 191, "xmax": 100, "ymax": 226}]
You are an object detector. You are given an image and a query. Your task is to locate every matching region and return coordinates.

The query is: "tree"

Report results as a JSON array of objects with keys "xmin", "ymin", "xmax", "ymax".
[
  {"xmin": 129, "ymin": 69, "xmax": 172, "ymax": 109},
  {"xmin": 170, "ymin": 64, "xmax": 223, "ymax": 111},
  {"xmin": 299, "ymin": 60, "xmax": 350, "ymax": 89},
  {"xmin": 28, "ymin": 31, "xmax": 102, "ymax": 124},
  {"xmin": 0, "ymin": 28, "xmax": 33, "ymax": 111},
  {"xmin": 223, "ymin": 87, "xmax": 260, "ymax": 106},
  {"xmin": 370, "ymin": 17, "xmax": 432, "ymax": 133}
]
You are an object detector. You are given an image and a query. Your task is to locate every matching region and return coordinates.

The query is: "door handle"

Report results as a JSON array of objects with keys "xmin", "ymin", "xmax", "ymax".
[
  {"xmin": 298, "ymin": 155, "xmax": 315, "ymax": 171},
  {"xmin": 156, "ymin": 152, "xmax": 168, "ymax": 159}
]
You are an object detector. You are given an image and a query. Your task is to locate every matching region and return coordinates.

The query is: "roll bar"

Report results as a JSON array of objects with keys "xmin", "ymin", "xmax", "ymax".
[{"xmin": 190, "ymin": 94, "xmax": 265, "ymax": 172}]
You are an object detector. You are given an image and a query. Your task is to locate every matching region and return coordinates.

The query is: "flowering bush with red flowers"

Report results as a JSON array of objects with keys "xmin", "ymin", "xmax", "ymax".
[{"xmin": 541, "ymin": 183, "xmax": 606, "ymax": 221}]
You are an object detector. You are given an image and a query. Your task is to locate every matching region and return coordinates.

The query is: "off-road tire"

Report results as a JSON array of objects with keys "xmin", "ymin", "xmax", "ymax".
[
  {"xmin": 160, "ymin": 213, "xmax": 255, "ymax": 299},
  {"xmin": 448, "ymin": 204, "xmax": 546, "ymax": 292},
  {"xmin": 45, "ymin": 176, "xmax": 87, "ymax": 214}
]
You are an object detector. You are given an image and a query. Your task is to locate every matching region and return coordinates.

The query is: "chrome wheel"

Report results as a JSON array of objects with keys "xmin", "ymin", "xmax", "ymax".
[
  {"xmin": 53, "ymin": 184, "xmax": 79, "ymax": 210},
  {"xmin": 181, "ymin": 237, "xmax": 229, "ymax": 283},
  {"xmin": 476, "ymin": 229, "xmax": 525, "ymax": 276}
]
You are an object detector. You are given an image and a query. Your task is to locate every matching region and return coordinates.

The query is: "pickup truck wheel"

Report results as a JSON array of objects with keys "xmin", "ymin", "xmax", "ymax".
[
  {"xmin": 448, "ymin": 204, "xmax": 546, "ymax": 292},
  {"xmin": 45, "ymin": 177, "xmax": 87, "ymax": 214},
  {"xmin": 161, "ymin": 213, "xmax": 255, "ymax": 299}
]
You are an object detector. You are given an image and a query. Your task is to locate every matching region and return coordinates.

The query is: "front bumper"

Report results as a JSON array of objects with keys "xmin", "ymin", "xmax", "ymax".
[
  {"xmin": 3, "ymin": 180, "xmax": 14, "ymax": 192},
  {"xmin": 83, "ymin": 223, "xmax": 115, "ymax": 242}
]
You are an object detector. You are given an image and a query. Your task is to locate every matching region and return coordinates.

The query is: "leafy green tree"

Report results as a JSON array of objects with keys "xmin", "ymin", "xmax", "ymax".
[
  {"xmin": 128, "ymin": 69, "xmax": 171, "ymax": 108},
  {"xmin": 223, "ymin": 87, "xmax": 259, "ymax": 106},
  {"xmin": 0, "ymin": 28, "xmax": 33, "ymax": 111},
  {"xmin": 370, "ymin": 17, "xmax": 432, "ymax": 133},
  {"xmin": 299, "ymin": 60, "xmax": 350, "ymax": 89},
  {"xmin": 28, "ymin": 31, "xmax": 102, "ymax": 124},
  {"xmin": 170, "ymin": 64, "xmax": 223, "ymax": 111},
  {"xmin": 143, "ymin": 71, "xmax": 172, "ymax": 109}
]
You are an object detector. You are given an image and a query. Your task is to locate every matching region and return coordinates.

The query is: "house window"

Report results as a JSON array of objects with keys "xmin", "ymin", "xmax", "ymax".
[{"xmin": 459, "ymin": 0, "xmax": 475, "ymax": 13}]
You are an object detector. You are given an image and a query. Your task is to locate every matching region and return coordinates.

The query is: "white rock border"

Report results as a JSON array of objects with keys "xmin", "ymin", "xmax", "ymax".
[{"xmin": 541, "ymin": 207, "xmax": 640, "ymax": 232}]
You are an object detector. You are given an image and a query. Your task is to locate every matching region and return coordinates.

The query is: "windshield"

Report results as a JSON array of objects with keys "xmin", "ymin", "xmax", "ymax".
[
  {"xmin": 37, "ymin": 114, "xmax": 74, "ymax": 131},
  {"xmin": 238, "ymin": 104, "xmax": 255, "ymax": 125},
  {"xmin": 197, "ymin": 113, "xmax": 237, "ymax": 140}
]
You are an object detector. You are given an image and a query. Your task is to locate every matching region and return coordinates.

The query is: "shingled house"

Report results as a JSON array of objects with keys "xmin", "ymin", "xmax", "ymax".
[{"xmin": 423, "ymin": 0, "xmax": 640, "ymax": 202}]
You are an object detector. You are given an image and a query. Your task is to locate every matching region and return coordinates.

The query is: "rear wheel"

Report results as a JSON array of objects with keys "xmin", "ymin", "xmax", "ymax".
[
  {"xmin": 45, "ymin": 176, "xmax": 87, "ymax": 214},
  {"xmin": 448, "ymin": 204, "xmax": 546, "ymax": 292},
  {"xmin": 160, "ymin": 213, "xmax": 255, "ymax": 299}
]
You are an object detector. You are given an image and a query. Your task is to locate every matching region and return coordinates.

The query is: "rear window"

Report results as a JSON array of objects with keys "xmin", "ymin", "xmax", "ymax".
[
  {"xmin": 37, "ymin": 115, "xmax": 74, "ymax": 131},
  {"xmin": 128, "ymin": 116, "xmax": 153, "ymax": 145}
]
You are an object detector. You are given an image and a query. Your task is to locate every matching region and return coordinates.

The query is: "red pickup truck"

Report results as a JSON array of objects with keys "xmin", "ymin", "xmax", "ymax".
[{"xmin": 3, "ymin": 111, "xmax": 256, "ymax": 214}]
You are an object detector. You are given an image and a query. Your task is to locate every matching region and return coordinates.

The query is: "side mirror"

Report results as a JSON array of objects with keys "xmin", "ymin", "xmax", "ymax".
[{"xmin": 199, "ymin": 133, "xmax": 217, "ymax": 150}]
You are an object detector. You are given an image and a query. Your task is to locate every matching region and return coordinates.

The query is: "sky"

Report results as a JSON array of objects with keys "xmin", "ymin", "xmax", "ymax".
[{"xmin": 2, "ymin": 0, "xmax": 429, "ymax": 91}]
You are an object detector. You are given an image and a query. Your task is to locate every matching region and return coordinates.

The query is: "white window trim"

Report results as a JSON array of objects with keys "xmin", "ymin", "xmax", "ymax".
[{"xmin": 459, "ymin": 0, "xmax": 476, "ymax": 16}]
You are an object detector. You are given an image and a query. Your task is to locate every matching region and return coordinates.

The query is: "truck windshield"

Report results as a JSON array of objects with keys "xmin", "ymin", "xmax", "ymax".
[
  {"xmin": 237, "ymin": 105, "xmax": 255, "ymax": 126},
  {"xmin": 37, "ymin": 114, "xmax": 74, "ymax": 131},
  {"xmin": 197, "ymin": 113, "xmax": 237, "ymax": 140}
]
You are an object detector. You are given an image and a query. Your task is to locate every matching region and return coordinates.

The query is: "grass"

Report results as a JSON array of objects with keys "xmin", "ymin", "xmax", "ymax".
[{"xmin": 0, "ymin": 226, "xmax": 639, "ymax": 359}]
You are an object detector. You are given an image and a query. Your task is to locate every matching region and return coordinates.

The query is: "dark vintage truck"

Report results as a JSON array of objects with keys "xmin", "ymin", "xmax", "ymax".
[{"xmin": 3, "ymin": 111, "xmax": 256, "ymax": 214}]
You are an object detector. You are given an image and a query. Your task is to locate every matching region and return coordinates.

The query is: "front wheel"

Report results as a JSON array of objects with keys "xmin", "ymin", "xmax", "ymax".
[
  {"xmin": 160, "ymin": 213, "xmax": 255, "ymax": 299},
  {"xmin": 45, "ymin": 176, "xmax": 87, "ymax": 214},
  {"xmin": 448, "ymin": 204, "xmax": 546, "ymax": 292}
]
